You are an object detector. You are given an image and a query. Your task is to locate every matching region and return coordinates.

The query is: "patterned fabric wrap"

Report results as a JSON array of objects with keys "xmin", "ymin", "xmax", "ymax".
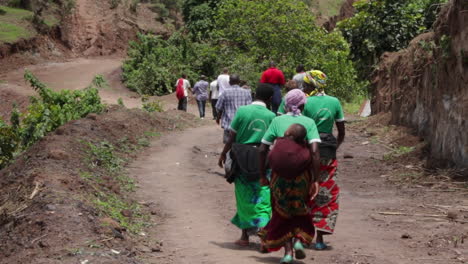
[
  {"xmin": 231, "ymin": 173, "xmax": 271, "ymax": 234},
  {"xmin": 258, "ymin": 171, "xmax": 315, "ymax": 252},
  {"xmin": 303, "ymin": 70, "xmax": 328, "ymax": 89},
  {"xmin": 284, "ymin": 89, "xmax": 306, "ymax": 116},
  {"xmin": 309, "ymin": 158, "xmax": 340, "ymax": 234}
]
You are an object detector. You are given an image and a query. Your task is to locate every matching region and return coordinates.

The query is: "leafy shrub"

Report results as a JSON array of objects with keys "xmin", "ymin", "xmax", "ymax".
[
  {"xmin": 338, "ymin": 0, "xmax": 448, "ymax": 78},
  {"xmin": 122, "ymin": 33, "xmax": 214, "ymax": 96},
  {"xmin": 0, "ymin": 71, "xmax": 104, "ymax": 169}
]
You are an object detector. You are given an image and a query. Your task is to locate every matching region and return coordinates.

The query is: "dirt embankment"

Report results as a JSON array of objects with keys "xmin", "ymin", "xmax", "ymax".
[
  {"xmin": 371, "ymin": 0, "xmax": 468, "ymax": 171},
  {"xmin": 323, "ymin": 0, "xmax": 358, "ymax": 31},
  {"xmin": 0, "ymin": 107, "xmax": 200, "ymax": 264},
  {"xmin": 0, "ymin": 0, "xmax": 182, "ymax": 70}
]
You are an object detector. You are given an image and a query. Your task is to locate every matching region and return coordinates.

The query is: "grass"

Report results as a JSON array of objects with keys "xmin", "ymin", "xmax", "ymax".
[
  {"xmin": 383, "ymin": 146, "xmax": 416, "ymax": 160},
  {"xmin": 82, "ymin": 140, "xmax": 151, "ymax": 233},
  {"xmin": 0, "ymin": 5, "xmax": 35, "ymax": 43},
  {"xmin": 0, "ymin": 21, "xmax": 33, "ymax": 43},
  {"xmin": 307, "ymin": 0, "xmax": 347, "ymax": 17},
  {"xmin": 343, "ymin": 95, "xmax": 366, "ymax": 115}
]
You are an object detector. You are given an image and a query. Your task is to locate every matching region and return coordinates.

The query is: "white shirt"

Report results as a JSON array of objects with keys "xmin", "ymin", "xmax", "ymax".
[
  {"xmin": 217, "ymin": 74, "xmax": 230, "ymax": 96},
  {"xmin": 175, "ymin": 79, "xmax": 191, "ymax": 97},
  {"xmin": 210, "ymin": 80, "xmax": 219, "ymax": 99}
]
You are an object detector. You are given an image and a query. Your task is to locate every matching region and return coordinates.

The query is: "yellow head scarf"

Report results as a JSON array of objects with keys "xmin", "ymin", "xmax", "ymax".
[{"xmin": 303, "ymin": 70, "xmax": 328, "ymax": 96}]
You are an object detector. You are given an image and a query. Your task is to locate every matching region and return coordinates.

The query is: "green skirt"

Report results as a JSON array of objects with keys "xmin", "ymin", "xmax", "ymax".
[{"xmin": 231, "ymin": 174, "xmax": 272, "ymax": 233}]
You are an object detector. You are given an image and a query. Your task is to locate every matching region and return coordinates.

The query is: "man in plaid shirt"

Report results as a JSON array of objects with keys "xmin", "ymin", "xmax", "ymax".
[{"xmin": 216, "ymin": 74, "xmax": 252, "ymax": 143}]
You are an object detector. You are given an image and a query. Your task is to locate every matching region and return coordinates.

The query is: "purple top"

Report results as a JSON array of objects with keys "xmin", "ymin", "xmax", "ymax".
[{"xmin": 193, "ymin": 80, "xmax": 209, "ymax": 101}]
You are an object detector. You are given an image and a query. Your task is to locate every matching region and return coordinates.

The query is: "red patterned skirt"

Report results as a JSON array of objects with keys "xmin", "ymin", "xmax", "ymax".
[
  {"xmin": 258, "ymin": 171, "xmax": 315, "ymax": 252},
  {"xmin": 309, "ymin": 158, "xmax": 340, "ymax": 234}
]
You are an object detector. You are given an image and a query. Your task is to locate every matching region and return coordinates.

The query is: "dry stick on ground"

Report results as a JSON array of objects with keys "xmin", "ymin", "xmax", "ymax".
[
  {"xmin": 29, "ymin": 182, "xmax": 41, "ymax": 200},
  {"xmin": 30, "ymin": 234, "xmax": 47, "ymax": 245},
  {"xmin": 378, "ymin": 211, "xmax": 446, "ymax": 218}
]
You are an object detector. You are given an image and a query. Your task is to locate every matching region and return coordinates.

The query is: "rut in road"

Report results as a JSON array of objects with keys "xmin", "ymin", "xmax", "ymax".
[{"xmin": 128, "ymin": 124, "xmax": 464, "ymax": 264}]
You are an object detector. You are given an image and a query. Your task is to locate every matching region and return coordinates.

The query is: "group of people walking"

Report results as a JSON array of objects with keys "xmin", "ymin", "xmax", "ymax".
[{"xmin": 175, "ymin": 63, "xmax": 345, "ymax": 264}]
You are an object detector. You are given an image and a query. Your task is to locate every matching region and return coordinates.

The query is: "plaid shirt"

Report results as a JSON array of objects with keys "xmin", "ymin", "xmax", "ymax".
[{"xmin": 215, "ymin": 85, "xmax": 252, "ymax": 129}]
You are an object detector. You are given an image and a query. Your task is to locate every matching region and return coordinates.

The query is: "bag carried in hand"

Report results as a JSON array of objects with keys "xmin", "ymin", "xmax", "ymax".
[
  {"xmin": 224, "ymin": 143, "xmax": 261, "ymax": 183},
  {"xmin": 176, "ymin": 78, "xmax": 185, "ymax": 100},
  {"xmin": 319, "ymin": 133, "xmax": 337, "ymax": 159}
]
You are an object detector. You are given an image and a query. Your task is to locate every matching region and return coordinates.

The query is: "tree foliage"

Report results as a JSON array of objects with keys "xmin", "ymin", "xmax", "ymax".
[
  {"xmin": 182, "ymin": 0, "xmax": 218, "ymax": 39},
  {"xmin": 215, "ymin": 0, "xmax": 364, "ymax": 101},
  {"xmin": 122, "ymin": 33, "xmax": 217, "ymax": 96},
  {"xmin": 123, "ymin": 0, "xmax": 365, "ymax": 101},
  {"xmin": 338, "ymin": 0, "xmax": 448, "ymax": 78}
]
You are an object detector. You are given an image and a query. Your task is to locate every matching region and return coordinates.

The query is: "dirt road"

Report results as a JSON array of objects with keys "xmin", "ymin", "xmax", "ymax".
[
  {"xmin": 0, "ymin": 57, "xmax": 142, "ymax": 109},
  {"xmin": 130, "ymin": 123, "xmax": 467, "ymax": 264}
]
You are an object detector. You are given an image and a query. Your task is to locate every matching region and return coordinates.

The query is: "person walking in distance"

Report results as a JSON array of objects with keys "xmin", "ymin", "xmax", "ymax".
[
  {"xmin": 218, "ymin": 83, "xmax": 275, "ymax": 247},
  {"xmin": 175, "ymin": 74, "xmax": 191, "ymax": 112},
  {"xmin": 192, "ymin": 75, "xmax": 209, "ymax": 119},
  {"xmin": 216, "ymin": 74, "xmax": 252, "ymax": 143},
  {"xmin": 209, "ymin": 79, "xmax": 219, "ymax": 120},
  {"xmin": 293, "ymin": 65, "xmax": 307, "ymax": 91},
  {"xmin": 217, "ymin": 68, "xmax": 230, "ymax": 96},
  {"xmin": 260, "ymin": 61, "xmax": 286, "ymax": 113}
]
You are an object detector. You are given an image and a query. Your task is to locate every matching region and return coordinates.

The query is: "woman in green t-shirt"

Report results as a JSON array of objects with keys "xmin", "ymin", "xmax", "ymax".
[
  {"xmin": 258, "ymin": 89, "xmax": 320, "ymax": 263},
  {"xmin": 302, "ymin": 70, "xmax": 346, "ymax": 250}
]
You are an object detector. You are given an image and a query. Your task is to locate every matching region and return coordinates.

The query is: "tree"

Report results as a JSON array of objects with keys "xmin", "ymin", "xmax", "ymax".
[
  {"xmin": 182, "ymin": 0, "xmax": 219, "ymax": 39},
  {"xmin": 338, "ymin": 0, "xmax": 448, "ymax": 78},
  {"xmin": 214, "ymin": 0, "xmax": 365, "ymax": 101}
]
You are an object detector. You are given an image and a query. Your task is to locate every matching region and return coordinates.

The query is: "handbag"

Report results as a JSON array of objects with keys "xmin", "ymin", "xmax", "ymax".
[
  {"xmin": 319, "ymin": 133, "xmax": 337, "ymax": 159},
  {"xmin": 224, "ymin": 143, "xmax": 261, "ymax": 183}
]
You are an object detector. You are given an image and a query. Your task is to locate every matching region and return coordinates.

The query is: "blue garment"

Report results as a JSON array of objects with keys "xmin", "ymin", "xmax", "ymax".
[{"xmin": 271, "ymin": 84, "xmax": 282, "ymax": 114}]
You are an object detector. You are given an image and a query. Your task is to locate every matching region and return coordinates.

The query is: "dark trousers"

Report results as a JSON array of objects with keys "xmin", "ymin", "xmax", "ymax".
[
  {"xmin": 271, "ymin": 84, "xmax": 282, "ymax": 113},
  {"xmin": 211, "ymin": 99, "xmax": 218, "ymax": 119},
  {"xmin": 178, "ymin": 97, "xmax": 187, "ymax": 111},
  {"xmin": 196, "ymin": 99, "xmax": 206, "ymax": 118}
]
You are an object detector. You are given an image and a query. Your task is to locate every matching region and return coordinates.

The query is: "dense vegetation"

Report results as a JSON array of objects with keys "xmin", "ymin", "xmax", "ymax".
[
  {"xmin": 0, "ymin": 72, "xmax": 104, "ymax": 169},
  {"xmin": 123, "ymin": 0, "xmax": 365, "ymax": 101},
  {"xmin": 337, "ymin": 0, "xmax": 448, "ymax": 78}
]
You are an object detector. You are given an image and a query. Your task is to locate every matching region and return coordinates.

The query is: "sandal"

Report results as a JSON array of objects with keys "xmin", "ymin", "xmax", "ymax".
[
  {"xmin": 293, "ymin": 241, "xmax": 306, "ymax": 260},
  {"xmin": 315, "ymin": 242, "xmax": 328, "ymax": 250},
  {"xmin": 280, "ymin": 254, "xmax": 293, "ymax": 264},
  {"xmin": 260, "ymin": 243, "xmax": 269, "ymax": 254},
  {"xmin": 234, "ymin": 239, "xmax": 249, "ymax": 247}
]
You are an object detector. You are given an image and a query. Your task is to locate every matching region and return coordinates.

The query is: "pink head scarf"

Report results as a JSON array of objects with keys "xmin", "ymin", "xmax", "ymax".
[{"xmin": 285, "ymin": 89, "xmax": 306, "ymax": 116}]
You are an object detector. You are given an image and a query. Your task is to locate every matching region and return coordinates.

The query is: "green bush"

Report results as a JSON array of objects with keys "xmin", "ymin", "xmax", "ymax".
[
  {"xmin": 122, "ymin": 33, "xmax": 216, "ymax": 96},
  {"xmin": 0, "ymin": 71, "xmax": 104, "ymax": 169},
  {"xmin": 338, "ymin": 0, "xmax": 448, "ymax": 78}
]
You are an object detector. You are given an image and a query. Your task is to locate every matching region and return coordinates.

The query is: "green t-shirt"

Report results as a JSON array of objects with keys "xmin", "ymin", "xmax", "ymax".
[
  {"xmin": 230, "ymin": 103, "xmax": 276, "ymax": 144},
  {"xmin": 303, "ymin": 95, "xmax": 344, "ymax": 134},
  {"xmin": 277, "ymin": 98, "xmax": 286, "ymax": 115},
  {"xmin": 261, "ymin": 114, "xmax": 321, "ymax": 145}
]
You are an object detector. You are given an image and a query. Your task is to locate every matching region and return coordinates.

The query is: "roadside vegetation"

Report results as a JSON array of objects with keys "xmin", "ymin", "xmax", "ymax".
[
  {"xmin": 0, "ymin": 73, "xmax": 104, "ymax": 169},
  {"xmin": 123, "ymin": 0, "xmax": 366, "ymax": 102},
  {"xmin": 337, "ymin": 0, "xmax": 448, "ymax": 78}
]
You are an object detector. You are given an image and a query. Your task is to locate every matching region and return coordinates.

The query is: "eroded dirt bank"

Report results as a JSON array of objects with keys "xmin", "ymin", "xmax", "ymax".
[{"xmin": 371, "ymin": 0, "xmax": 468, "ymax": 170}]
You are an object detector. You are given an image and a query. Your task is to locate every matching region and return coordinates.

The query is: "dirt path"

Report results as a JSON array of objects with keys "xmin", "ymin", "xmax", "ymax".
[
  {"xmin": 129, "ymin": 123, "xmax": 467, "ymax": 264},
  {"xmin": 0, "ymin": 57, "xmax": 142, "ymax": 109}
]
